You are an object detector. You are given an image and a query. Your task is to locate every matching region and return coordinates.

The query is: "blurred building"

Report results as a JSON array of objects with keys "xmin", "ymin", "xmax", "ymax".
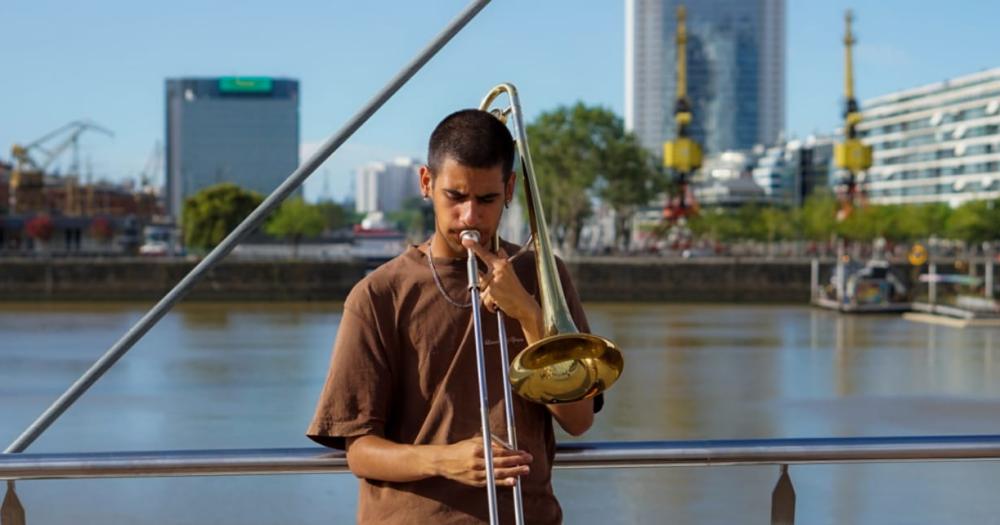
[
  {"xmin": 0, "ymin": 161, "xmax": 10, "ymax": 214},
  {"xmin": 0, "ymin": 214, "xmax": 141, "ymax": 255},
  {"xmin": 0, "ymin": 173, "xmax": 157, "ymax": 255},
  {"xmin": 354, "ymin": 157, "xmax": 421, "ymax": 214},
  {"xmin": 857, "ymin": 67, "xmax": 1000, "ymax": 206},
  {"xmin": 625, "ymin": 0, "xmax": 785, "ymax": 155},
  {"xmin": 752, "ymin": 136, "xmax": 834, "ymax": 207},
  {"xmin": 693, "ymin": 150, "xmax": 767, "ymax": 207},
  {"xmin": 165, "ymin": 77, "xmax": 300, "ymax": 218}
]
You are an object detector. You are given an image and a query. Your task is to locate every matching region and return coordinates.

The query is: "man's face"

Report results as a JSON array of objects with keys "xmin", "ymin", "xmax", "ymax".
[{"xmin": 420, "ymin": 156, "xmax": 515, "ymax": 256}]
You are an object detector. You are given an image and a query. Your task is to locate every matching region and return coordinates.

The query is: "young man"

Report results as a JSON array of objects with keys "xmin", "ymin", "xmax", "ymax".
[{"xmin": 307, "ymin": 109, "xmax": 599, "ymax": 524}]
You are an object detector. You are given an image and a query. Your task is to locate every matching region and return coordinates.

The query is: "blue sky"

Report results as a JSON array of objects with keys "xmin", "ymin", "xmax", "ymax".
[{"xmin": 3, "ymin": 0, "xmax": 999, "ymax": 202}]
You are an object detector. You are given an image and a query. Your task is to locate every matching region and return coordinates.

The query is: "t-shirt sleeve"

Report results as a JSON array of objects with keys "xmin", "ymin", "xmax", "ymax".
[
  {"xmin": 555, "ymin": 257, "xmax": 604, "ymax": 414},
  {"xmin": 306, "ymin": 283, "xmax": 394, "ymax": 449}
]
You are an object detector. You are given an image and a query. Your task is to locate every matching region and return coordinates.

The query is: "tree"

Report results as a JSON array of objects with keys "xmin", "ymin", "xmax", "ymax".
[
  {"xmin": 595, "ymin": 134, "xmax": 666, "ymax": 251},
  {"xmin": 527, "ymin": 103, "xmax": 664, "ymax": 254},
  {"xmin": 688, "ymin": 208, "xmax": 742, "ymax": 242},
  {"xmin": 946, "ymin": 199, "xmax": 1000, "ymax": 246},
  {"xmin": 182, "ymin": 183, "xmax": 263, "ymax": 251},
  {"xmin": 799, "ymin": 191, "xmax": 838, "ymax": 248},
  {"xmin": 386, "ymin": 197, "xmax": 433, "ymax": 240},
  {"xmin": 902, "ymin": 203, "xmax": 951, "ymax": 240},
  {"xmin": 758, "ymin": 207, "xmax": 794, "ymax": 248},
  {"xmin": 264, "ymin": 197, "xmax": 326, "ymax": 257},
  {"xmin": 315, "ymin": 200, "xmax": 352, "ymax": 231}
]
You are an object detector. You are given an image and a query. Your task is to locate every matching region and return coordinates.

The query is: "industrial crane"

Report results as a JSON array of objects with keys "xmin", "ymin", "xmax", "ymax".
[
  {"xmin": 833, "ymin": 10, "xmax": 872, "ymax": 220},
  {"xmin": 662, "ymin": 5, "xmax": 702, "ymax": 223},
  {"xmin": 9, "ymin": 120, "xmax": 113, "ymax": 214}
]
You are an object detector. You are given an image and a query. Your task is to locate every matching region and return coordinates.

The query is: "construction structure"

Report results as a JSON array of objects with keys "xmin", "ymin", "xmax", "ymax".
[
  {"xmin": 8, "ymin": 120, "xmax": 114, "ymax": 216},
  {"xmin": 833, "ymin": 10, "xmax": 873, "ymax": 220},
  {"xmin": 3, "ymin": 121, "xmax": 161, "ymax": 255},
  {"xmin": 662, "ymin": 5, "xmax": 703, "ymax": 222}
]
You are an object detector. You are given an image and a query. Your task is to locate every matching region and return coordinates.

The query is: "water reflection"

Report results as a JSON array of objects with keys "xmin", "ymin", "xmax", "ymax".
[{"xmin": 1, "ymin": 303, "xmax": 1000, "ymax": 523}]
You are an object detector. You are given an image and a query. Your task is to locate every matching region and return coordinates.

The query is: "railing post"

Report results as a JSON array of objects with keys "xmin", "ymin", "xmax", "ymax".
[
  {"xmin": 1, "ymin": 481, "xmax": 25, "ymax": 525},
  {"xmin": 770, "ymin": 464, "xmax": 795, "ymax": 525},
  {"xmin": 929, "ymin": 262, "xmax": 937, "ymax": 305},
  {"xmin": 810, "ymin": 258, "xmax": 819, "ymax": 302}
]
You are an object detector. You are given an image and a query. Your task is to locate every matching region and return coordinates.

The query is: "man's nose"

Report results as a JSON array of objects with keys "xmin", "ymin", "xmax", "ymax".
[{"xmin": 459, "ymin": 200, "xmax": 479, "ymax": 225}]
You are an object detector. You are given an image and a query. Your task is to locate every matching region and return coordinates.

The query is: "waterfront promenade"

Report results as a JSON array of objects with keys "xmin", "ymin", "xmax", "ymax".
[{"xmin": 1, "ymin": 256, "xmax": 839, "ymax": 302}]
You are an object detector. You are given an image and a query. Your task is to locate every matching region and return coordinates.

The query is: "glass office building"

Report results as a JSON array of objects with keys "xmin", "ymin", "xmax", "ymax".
[
  {"xmin": 857, "ymin": 68, "xmax": 1000, "ymax": 206},
  {"xmin": 625, "ymin": 0, "xmax": 785, "ymax": 156},
  {"xmin": 165, "ymin": 77, "xmax": 300, "ymax": 218}
]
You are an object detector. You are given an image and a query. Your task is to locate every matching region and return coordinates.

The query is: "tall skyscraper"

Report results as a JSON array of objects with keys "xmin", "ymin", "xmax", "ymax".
[
  {"xmin": 625, "ymin": 0, "xmax": 785, "ymax": 155},
  {"xmin": 165, "ymin": 77, "xmax": 299, "ymax": 218}
]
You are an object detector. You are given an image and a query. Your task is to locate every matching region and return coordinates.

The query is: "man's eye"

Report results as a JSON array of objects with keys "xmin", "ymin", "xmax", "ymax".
[{"xmin": 478, "ymin": 197, "xmax": 497, "ymax": 204}]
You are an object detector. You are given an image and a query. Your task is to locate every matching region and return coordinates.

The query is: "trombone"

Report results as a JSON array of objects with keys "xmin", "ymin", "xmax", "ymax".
[{"xmin": 463, "ymin": 83, "xmax": 625, "ymax": 525}]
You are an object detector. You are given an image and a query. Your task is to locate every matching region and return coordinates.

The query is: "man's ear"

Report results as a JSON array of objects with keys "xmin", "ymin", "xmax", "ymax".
[
  {"xmin": 505, "ymin": 172, "xmax": 516, "ymax": 203},
  {"xmin": 419, "ymin": 165, "xmax": 433, "ymax": 198}
]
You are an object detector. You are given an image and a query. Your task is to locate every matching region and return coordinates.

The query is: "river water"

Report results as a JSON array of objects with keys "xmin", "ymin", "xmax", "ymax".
[{"xmin": 1, "ymin": 302, "xmax": 999, "ymax": 524}]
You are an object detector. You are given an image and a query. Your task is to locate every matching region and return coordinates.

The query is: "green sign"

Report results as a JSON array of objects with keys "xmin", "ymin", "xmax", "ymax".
[{"xmin": 218, "ymin": 77, "xmax": 273, "ymax": 93}]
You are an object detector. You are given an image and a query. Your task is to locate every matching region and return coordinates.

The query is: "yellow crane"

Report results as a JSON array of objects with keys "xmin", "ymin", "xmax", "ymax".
[
  {"xmin": 833, "ymin": 10, "xmax": 872, "ymax": 220},
  {"xmin": 662, "ymin": 5, "xmax": 702, "ymax": 221}
]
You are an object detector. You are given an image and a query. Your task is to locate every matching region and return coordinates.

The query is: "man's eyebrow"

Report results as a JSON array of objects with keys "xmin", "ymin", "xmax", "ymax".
[{"xmin": 443, "ymin": 188, "xmax": 502, "ymax": 199}]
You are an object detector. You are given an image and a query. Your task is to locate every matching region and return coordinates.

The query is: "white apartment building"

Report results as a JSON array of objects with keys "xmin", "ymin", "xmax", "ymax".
[
  {"xmin": 355, "ymin": 157, "xmax": 422, "ymax": 214},
  {"xmin": 857, "ymin": 68, "xmax": 1000, "ymax": 206}
]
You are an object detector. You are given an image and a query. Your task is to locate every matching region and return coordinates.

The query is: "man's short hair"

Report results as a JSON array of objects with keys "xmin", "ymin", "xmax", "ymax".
[{"xmin": 427, "ymin": 109, "xmax": 515, "ymax": 183}]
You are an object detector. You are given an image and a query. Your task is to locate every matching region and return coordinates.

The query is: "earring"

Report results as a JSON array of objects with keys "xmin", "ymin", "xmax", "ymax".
[{"xmin": 504, "ymin": 201, "xmax": 510, "ymax": 209}]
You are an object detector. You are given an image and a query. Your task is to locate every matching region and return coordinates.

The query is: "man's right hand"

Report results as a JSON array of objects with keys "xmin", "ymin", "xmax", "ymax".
[{"xmin": 433, "ymin": 435, "xmax": 533, "ymax": 487}]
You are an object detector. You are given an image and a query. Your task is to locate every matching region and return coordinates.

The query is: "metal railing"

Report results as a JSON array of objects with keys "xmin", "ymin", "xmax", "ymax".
[{"xmin": 4, "ymin": 435, "xmax": 1000, "ymax": 524}]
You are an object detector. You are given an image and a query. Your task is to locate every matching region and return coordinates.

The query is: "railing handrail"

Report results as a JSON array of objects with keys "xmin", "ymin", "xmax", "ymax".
[{"xmin": 4, "ymin": 435, "xmax": 1000, "ymax": 481}]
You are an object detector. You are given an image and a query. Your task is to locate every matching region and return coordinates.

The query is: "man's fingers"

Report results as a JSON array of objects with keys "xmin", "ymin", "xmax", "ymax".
[
  {"xmin": 493, "ymin": 465, "xmax": 530, "ymax": 482},
  {"xmin": 462, "ymin": 237, "xmax": 498, "ymax": 265},
  {"xmin": 480, "ymin": 290, "xmax": 496, "ymax": 312},
  {"xmin": 492, "ymin": 452, "xmax": 533, "ymax": 468}
]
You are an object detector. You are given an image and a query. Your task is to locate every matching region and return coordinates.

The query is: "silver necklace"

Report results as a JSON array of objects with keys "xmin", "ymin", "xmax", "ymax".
[{"xmin": 426, "ymin": 237, "xmax": 472, "ymax": 308}]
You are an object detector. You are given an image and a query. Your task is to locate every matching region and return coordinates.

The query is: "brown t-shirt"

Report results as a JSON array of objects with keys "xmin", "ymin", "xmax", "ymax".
[{"xmin": 307, "ymin": 240, "xmax": 592, "ymax": 524}]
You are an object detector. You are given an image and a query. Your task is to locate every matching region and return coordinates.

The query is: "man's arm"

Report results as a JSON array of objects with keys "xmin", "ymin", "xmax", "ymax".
[
  {"xmin": 462, "ymin": 241, "xmax": 597, "ymax": 437},
  {"xmin": 345, "ymin": 434, "xmax": 532, "ymax": 487}
]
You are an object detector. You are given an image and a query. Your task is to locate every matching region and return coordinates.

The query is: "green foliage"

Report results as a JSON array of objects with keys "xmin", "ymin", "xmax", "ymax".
[
  {"xmin": 757, "ymin": 206, "xmax": 795, "ymax": 242},
  {"xmin": 688, "ymin": 208, "xmax": 743, "ymax": 242},
  {"xmin": 182, "ymin": 183, "xmax": 264, "ymax": 251},
  {"xmin": 684, "ymin": 198, "xmax": 1000, "ymax": 247},
  {"xmin": 314, "ymin": 200, "xmax": 352, "ymax": 231},
  {"xmin": 799, "ymin": 191, "xmax": 838, "ymax": 241},
  {"xmin": 264, "ymin": 197, "xmax": 327, "ymax": 254},
  {"xmin": 386, "ymin": 197, "xmax": 433, "ymax": 238},
  {"xmin": 946, "ymin": 199, "xmax": 1000, "ymax": 243},
  {"xmin": 527, "ymin": 102, "xmax": 665, "ymax": 252},
  {"xmin": 892, "ymin": 204, "xmax": 941, "ymax": 240}
]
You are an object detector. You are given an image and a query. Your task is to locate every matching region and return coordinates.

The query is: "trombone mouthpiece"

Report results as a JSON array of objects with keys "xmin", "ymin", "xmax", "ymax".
[{"xmin": 460, "ymin": 230, "xmax": 480, "ymax": 243}]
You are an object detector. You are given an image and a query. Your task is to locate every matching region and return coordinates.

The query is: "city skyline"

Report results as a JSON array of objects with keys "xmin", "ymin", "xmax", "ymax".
[{"xmin": 4, "ymin": 0, "xmax": 1000, "ymax": 203}]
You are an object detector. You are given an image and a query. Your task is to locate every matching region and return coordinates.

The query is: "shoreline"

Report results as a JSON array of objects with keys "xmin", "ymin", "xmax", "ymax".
[{"xmin": 0, "ymin": 257, "xmax": 894, "ymax": 303}]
